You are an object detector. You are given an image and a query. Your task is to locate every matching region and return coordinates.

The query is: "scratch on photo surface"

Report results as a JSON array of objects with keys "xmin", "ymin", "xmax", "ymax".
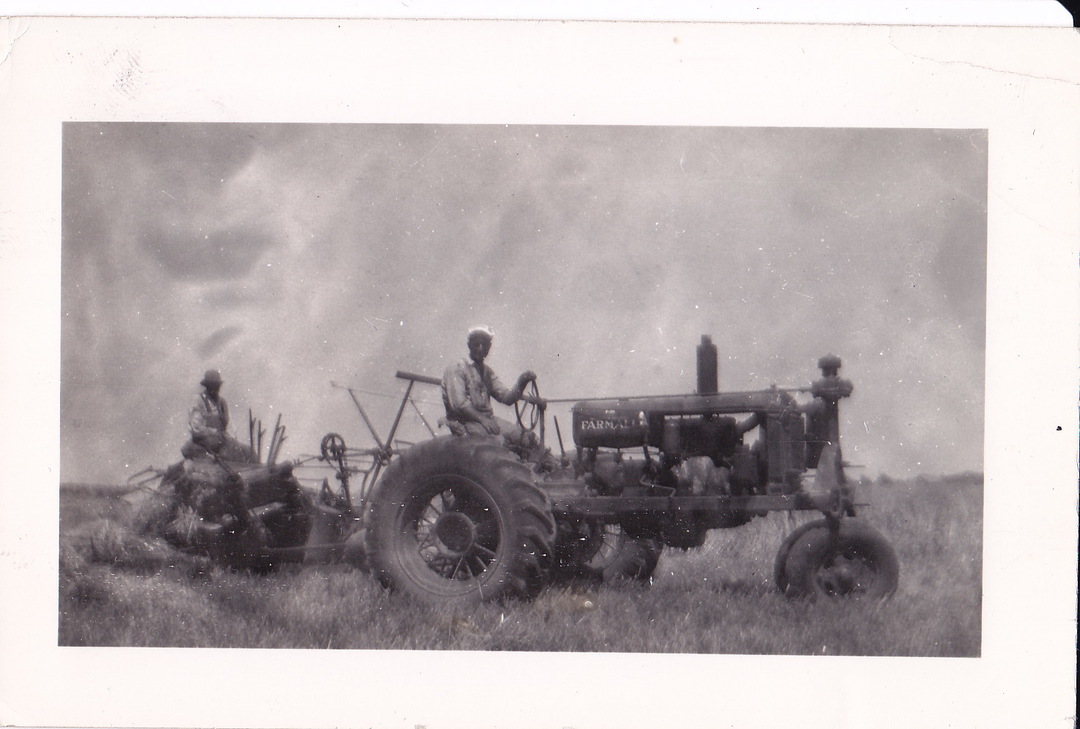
[
  {"xmin": 410, "ymin": 134, "xmax": 446, "ymax": 168},
  {"xmin": 886, "ymin": 29, "xmax": 1078, "ymax": 86},
  {"xmin": 1, "ymin": 19, "xmax": 32, "ymax": 68}
]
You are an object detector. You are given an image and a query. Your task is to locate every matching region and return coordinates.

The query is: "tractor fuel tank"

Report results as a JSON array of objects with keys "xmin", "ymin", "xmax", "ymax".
[
  {"xmin": 572, "ymin": 405, "xmax": 649, "ymax": 449},
  {"xmin": 573, "ymin": 389, "xmax": 795, "ymax": 451}
]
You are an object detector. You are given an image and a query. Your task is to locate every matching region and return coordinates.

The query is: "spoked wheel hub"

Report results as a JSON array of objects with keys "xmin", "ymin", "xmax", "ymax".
[
  {"xmin": 432, "ymin": 510, "xmax": 479, "ymax": 555},
  {"xmin": 412, "ymin": 481, "xmax": 501, "ymax": 582}
]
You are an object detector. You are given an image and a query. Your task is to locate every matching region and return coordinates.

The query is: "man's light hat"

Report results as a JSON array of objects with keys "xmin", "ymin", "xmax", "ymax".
[{"xmin": 467, "ymin": 325, "xmax": 494, "ymax": 340}]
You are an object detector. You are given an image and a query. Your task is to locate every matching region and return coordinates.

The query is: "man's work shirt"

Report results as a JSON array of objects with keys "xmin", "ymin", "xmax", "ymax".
[
  {"xmin": 190, "ymin": 391, "xmax": 229, "ymax": 441},
  {"xmin": 442, "ymin": 357, "xmax": 515, "ymax": 422}
]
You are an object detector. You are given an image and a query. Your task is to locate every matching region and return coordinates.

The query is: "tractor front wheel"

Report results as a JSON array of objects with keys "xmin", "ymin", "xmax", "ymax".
[
  {"xmin": 780, "ymin": 519, "xmax": 899, "ymax": 600},
  {"xmin": 364, "ymin": 436, "xmax": 556, "ymax": 606},
  {"xmin": 773, "ymin": 518, "xmax": 827, "ymax": 594}
]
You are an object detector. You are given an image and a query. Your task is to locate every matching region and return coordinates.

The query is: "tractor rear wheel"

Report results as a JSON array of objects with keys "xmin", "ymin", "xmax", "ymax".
[
  {"xmin": 364, "ymin": 436, "xmax": 556, "ymax": 606},
  {"xmin": 781, "ymin": 519, "xmax": 899, "ymax": 599}
]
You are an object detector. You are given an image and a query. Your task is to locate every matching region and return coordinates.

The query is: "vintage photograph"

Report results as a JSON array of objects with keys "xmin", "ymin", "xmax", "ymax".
[
  {"xmin": 2, "ymin": 15, "xmax": 1075, "ymax": 729},
  {"xmin": 59, "ymin": 122, "xmax": 986, "ymax": 655}
]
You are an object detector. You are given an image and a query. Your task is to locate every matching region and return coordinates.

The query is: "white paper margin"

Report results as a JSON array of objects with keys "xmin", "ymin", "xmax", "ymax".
[{"xmin": 0, "ymin": 17, "xmax": 1077, "ymax": 729}]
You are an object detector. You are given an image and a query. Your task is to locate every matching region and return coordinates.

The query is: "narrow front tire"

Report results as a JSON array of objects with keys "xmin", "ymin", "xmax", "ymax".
[{"xmin": 781, "ymin": 519, "xmax": 899, "ymax": 600}]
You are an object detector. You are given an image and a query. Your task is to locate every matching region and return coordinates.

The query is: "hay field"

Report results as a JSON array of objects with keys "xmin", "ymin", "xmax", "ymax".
[{"xmin": 58, "ymin": 476, "xmax": 981, "ymax": 655}]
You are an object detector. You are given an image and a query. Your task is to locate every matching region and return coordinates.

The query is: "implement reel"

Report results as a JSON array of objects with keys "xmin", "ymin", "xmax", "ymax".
[{"xmin": 318, "ymin": 432, "xmax": 353, "ymax": 512}]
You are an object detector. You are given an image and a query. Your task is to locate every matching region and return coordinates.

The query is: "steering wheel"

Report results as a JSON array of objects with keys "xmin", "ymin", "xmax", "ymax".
[{"xmin": 514, "ymin": 378, "xmax": 544, "ymax": 435}]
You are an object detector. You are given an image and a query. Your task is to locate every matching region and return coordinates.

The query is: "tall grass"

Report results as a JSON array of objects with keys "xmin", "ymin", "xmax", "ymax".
[{"xmin": 58, "ymin": 477, "xmax": 981, "ymax": 655}]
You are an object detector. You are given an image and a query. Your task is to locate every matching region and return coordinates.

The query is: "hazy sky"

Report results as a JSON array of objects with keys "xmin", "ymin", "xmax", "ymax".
[{"xmin": 61, "ymin": 124, "xmax": 986, "ymax": 484}]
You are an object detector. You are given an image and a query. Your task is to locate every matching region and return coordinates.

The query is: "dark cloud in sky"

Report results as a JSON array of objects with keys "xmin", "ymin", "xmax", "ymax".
[
  {"xmin": 147, "ymin": 226, "xmax": 276, "ymax": 279},
  {"xmin": 61, "ymin": 123, "xmax": 986, "ymax": 484},
  {"xmin": 197, "ymin": 326, "xmax": 244, "ymax": 359}
]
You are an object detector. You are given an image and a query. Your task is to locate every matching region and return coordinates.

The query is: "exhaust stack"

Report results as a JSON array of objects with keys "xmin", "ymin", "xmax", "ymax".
[{"xmin": 696, "ymin": 335, "xmax": 718, "ymax": 394}]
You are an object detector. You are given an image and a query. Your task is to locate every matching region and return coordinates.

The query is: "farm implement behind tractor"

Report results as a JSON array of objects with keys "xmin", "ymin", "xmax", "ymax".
[{"xmin": 132, "ymin": 335, "xmax": 899, "ymax": 603}]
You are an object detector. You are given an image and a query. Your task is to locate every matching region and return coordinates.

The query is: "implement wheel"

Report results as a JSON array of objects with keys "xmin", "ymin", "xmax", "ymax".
[
  {"xmin": 781, "ymin": 519, "xmax": 899, "ymax": 600},
  {"xmin": 587, "ymin": 524, "xmax": 663, "ymax": 582},
  {"xmin": 556, "ymin": 521, "xmax": 663, "ymax": 583},
  {"xmin": 364, "ymin": 436, "xmax": 556, "ymax": 606}
]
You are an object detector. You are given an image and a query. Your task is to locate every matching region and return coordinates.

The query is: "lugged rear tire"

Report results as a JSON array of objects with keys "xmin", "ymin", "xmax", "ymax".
[{"xmin": 364, "ymin": 436, "xmax": 556, "ymax": 606}]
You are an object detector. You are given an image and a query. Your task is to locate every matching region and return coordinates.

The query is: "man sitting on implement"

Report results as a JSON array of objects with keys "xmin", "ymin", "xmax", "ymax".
[
  {"xmin": 180, "ymin": 369, "xmax": 252, "ymax": 462},
  {"xmin": 442, "ymin": 326, "xmax": 544, "ymax": 455}
]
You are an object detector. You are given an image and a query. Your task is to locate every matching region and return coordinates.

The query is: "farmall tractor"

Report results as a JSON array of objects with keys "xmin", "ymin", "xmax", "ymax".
[
  {"xmin": 350, "ymin": 335, "xmax": 899, "ymax": 605},
  {"xmin": 136, "ymin": 335, "xmax": 899, "ymax": 603}
]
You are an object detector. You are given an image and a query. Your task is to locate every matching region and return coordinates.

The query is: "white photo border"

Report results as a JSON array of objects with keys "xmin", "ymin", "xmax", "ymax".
[{"xmin": 1, "ymin": 17, "xmax": 1077, "ymax": 729}]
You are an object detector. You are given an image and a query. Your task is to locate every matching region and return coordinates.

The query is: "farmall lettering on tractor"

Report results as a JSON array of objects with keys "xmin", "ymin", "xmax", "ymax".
[{"xmin": 136, "ymin": 335, "xmax": 899, "ymax": 604}]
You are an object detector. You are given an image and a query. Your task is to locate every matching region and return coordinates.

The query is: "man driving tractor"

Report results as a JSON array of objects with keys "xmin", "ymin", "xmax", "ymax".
[{"xmin": 441, "ymin": 326, "xmax": 549, "ymax": 460}]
